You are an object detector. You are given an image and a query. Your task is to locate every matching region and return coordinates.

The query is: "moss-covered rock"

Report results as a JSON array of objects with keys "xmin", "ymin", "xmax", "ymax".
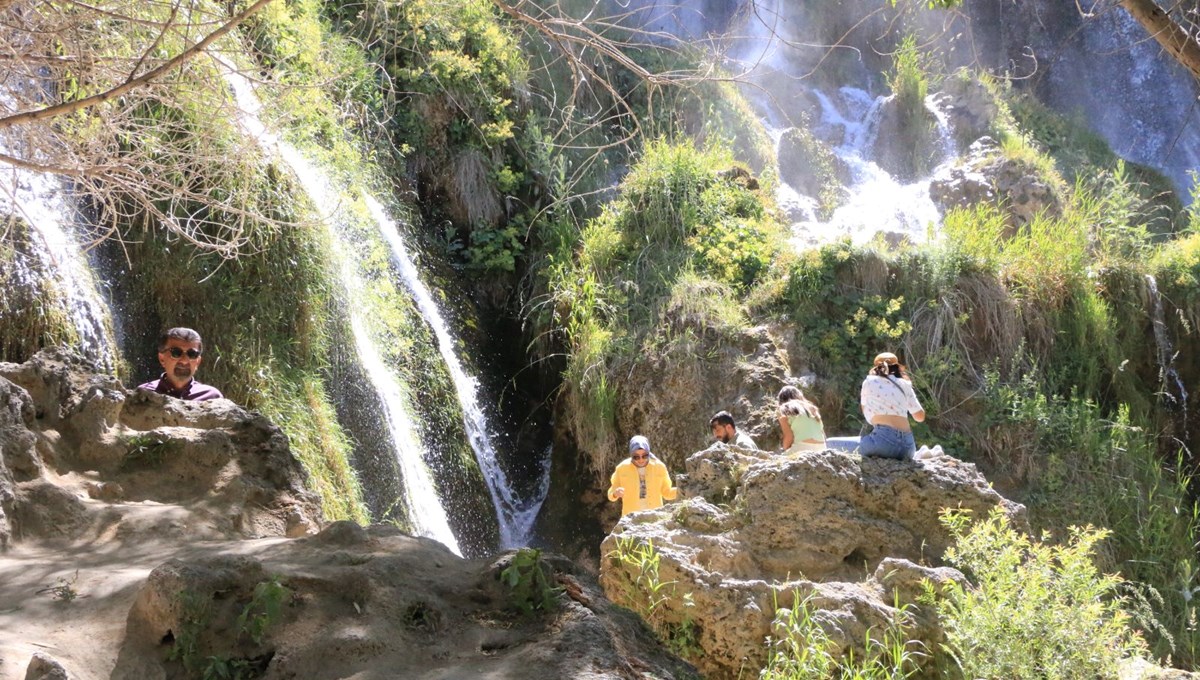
[{"xmin": 0, "ymin": 215, "xmax": 81, "ymax": 364}]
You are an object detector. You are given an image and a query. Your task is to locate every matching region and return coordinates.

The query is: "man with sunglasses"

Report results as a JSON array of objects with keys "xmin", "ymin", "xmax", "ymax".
[
  {"xmin": 137, "ymin": 327, "xmax": 224, "ymax": 401},
  {"xmin": 607, "ymin": 435, "xmax": 677, "ymax": 517}
]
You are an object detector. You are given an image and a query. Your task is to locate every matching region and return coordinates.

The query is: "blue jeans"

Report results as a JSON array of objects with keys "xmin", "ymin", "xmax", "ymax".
[
  {"xmin": 860, "ymin": 424, "xmax": 915, "ymax": 461},
  {"xmin": 825, "ymin": 436, "xmax": 861, "ymax": 453}
]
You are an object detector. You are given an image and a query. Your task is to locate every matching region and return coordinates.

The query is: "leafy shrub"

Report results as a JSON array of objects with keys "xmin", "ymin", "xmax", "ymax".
[
  {"xmin": 605, "ymin": 537, "xmax": 700, "ymax": 659},
  {"xmin": 501, "ymin": 548, "xmax": 560, "ymax": 616},
  {"xmin": 934, "ymin": 508, "xmax": 1147, "ymax": 679},
  {"xmin": 761, "ymin": 592, "xmax": 919, "ymax": 680}
]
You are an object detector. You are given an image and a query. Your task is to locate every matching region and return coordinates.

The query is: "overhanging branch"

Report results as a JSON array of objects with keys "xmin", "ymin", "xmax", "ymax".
[{"xmin": 0, "ymin": 0, "xmax": 277, "ymax": 130}]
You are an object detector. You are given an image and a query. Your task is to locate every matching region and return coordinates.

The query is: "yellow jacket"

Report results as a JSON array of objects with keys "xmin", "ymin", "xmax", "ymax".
[{"xmin": 607, "ymin": 457, "xmax": 678, "ymax": 516}]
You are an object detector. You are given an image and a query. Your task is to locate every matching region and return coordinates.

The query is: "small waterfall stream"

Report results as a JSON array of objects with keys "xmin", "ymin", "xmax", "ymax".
[
  {"xmin": 0, "ymin": 94, "xmax": 116, "ymax": 369},
  {"xmin": 219, "ymin": 64, "xmax": 463, "ymax": 553},
  {"xmin": 1145, "ymin": 274, "xmax": 1189, "ymax": 427},
  {"xmin": 365, "ymin": 198, "xmax": 548, "ymax": 549},
  {"xmin": 221, "ymin": 59, "xmax": 547, "ymax": 552},
  {"xmin": 779, "ymin": 86, "xmax": 948, "ymax": 248}
]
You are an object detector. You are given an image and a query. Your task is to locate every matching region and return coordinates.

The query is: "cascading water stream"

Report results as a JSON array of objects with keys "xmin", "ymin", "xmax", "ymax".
[
  {"xmin": 782, "ymin": 86, "xmax": 946, "ymax": 247},
  {"xmin": 218, "ymin": 62, "xmax": 461, "ymax": 554},
  {"xmin": 365, "ymin": 197, "xmax": 548, "ymax": 549},
  {"xmin": 1, "ymin": 93, "xmax": 116, "ymax": 369},
  {"xmin": 1144, "ymin": 274, "xmax": 1189, "ymax": 427}
]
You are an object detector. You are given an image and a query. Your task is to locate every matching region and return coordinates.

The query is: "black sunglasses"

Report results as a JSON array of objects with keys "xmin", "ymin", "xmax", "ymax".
[
  {"xmin": 164, "ymin": 347, "xmax": 202, "ymax": 359},
  {"xmin": 631, "ymin": 453, "xmax": 649, "ymax": 460}
]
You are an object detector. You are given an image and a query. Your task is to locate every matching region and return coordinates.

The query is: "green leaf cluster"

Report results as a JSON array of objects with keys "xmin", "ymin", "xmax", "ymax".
[
  {"xmin": 935, "ymin": 509, "xmax": 1147, "ymax": 679},
  {"xmin": 761, "ymin": 592, "xmax": 918, "ymax": 680},
  {"xmin": 500, "ymin": 548, "xmax": 560, "ymax": 616}
]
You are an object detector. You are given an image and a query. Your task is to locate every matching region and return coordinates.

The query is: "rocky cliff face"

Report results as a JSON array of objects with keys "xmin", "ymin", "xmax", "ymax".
[
  {"xmin": 0, "ymin": 349, "xmax": 322, "ymax": 547},
  {"xmin": 0, "ymin": 350, "xmax": 694, "ymax": 680},
  {"xmin": 599, "ymin": 444, "xmax": 1026, "ymax": 679}
]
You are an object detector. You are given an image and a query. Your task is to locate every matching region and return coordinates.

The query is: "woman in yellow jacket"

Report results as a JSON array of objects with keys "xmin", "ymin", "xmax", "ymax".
[{"xmin": 607, "ymin": 435, "xmax": 678, "ymax": 516}]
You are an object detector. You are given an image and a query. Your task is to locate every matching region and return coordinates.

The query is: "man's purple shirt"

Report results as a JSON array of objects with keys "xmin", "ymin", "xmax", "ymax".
[{"xmin": 137, "ymin": 374, "xmax": 224, "ymax": 401}]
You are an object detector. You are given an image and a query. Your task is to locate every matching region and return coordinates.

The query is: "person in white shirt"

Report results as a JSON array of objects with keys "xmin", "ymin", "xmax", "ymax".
[{"xmin": 859, "ymin": 352, "xmax": 925, "ymax": 460}]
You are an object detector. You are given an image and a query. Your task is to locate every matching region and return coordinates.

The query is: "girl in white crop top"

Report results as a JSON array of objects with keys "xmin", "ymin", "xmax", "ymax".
[
  {"xmin": 859, "ymin": 352, "xmax": 925, "ymax": 460},
  {"xmin": 861, "ymin": 373, "xmax": 923, "ymax": 423}
]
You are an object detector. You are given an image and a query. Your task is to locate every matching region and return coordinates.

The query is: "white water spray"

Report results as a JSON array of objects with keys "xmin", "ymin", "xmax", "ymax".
[
  {"xmin": 785, "ymin": 87, "xmax": 946, "ymax": 248},
  {"xmin": 0, "ymin": 93, "xmax": 115, "ymax": 368},
  {"xmin": 218, "ymin": 61, "xmax": 461, "ymax": 554},
  {"xmin": 1145, "ymin": 274, "xmax": 1189, "ymax": 427},
  {"xmin": 365, "ymin": 197, "xmax": 547, "ymax": 549}
]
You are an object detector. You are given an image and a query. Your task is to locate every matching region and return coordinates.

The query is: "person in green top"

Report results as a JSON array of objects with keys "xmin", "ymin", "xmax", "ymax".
[{"xmin": 778, "ymin": 385, "xmax": 826, "ymax": 453}]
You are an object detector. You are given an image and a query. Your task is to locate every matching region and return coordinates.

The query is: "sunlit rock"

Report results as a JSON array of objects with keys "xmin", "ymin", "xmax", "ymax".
[{"xmin": 601, "ymin": 444, "xmax": 1025, "ymax": 679}]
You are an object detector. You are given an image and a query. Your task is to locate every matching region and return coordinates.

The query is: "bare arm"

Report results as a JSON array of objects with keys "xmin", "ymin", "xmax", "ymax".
[
  {"xmin": 779, "ymin": 414, "xmax": 794, "ymax": 450},
  {"xmin": 911, "ymin": 409, "xmax": 926, "ymax": 423}
]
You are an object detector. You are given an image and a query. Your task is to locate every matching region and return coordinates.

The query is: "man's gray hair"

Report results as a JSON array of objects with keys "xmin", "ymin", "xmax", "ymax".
[{"xmin": 158, "ymin": 327, "xmax": 203, "ymax": 351}]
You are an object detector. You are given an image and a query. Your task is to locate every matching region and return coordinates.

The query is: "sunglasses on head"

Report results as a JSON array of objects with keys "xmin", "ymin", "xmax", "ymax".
[{"xmin": 164, "ymin": 347, "xmax": 202, "ymax": 359}]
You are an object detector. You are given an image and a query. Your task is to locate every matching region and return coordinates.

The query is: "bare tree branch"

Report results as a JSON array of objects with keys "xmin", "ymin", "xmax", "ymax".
[
  {"xmin": 0, "ymin": 0, "xmax": 277, "ymax": 130},
  {"xmin": 1118, "ymin": 0, "xmax": 1200, "ymax": 80}
]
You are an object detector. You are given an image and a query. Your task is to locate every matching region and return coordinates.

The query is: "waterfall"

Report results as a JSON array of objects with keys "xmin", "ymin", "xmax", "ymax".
[
  {"xmin": 925, "ymin": 94, "xmax": 958, "ymax": 163},
  {"xmin": 0, "ymin": 94, "xmax": 115, "ymax": 369},
  {"xmin": 783, "ymin": 86, "xmax": 945, "ymax": 247},
  {"xmin": 728, "ymin": 0, "xmax": 951, "ymax": 247},
  {"xmin": 218, "ymin": 63, "xmax": 462, "ymax": 554},
  {"xmin": 364, "ymin": 197, "xmax": 548, "ymax": 549},
  {"xmin": 1144, "ymin": 275, "xmax": 1189, "ymax": 427}
]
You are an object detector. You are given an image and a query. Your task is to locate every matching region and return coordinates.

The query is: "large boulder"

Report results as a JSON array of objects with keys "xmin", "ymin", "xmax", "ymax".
[
  {"xmin": 929, "ymin": 136, "xmax": 1064, "ymax": 232},
  {"xmin": 617, "ymin": 325, "xmax": 792, "ymax": 469},
  {"xmin": 777, "ymin": 127, "xmax": 849, "ymax": 218},
  {"xmin": 870, "ymin": 94, "xmax": 945, "ymax": 182},
  {"xmin": 600, "ymin": 445, "xmax": 1025, "ymax": 679},
  {"xmin": 114, "ymin": 523, "xmax": 699, "ymax": 680},
  {"xmin": 0, "ymin": 349, "xmax": 322, "ymax": 545},
  {"xmin": 929, "ymin": 75, "xmax": 1000, "ymax": 151}
]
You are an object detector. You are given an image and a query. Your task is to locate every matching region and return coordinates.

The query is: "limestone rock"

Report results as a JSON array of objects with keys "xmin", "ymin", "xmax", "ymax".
[
  {"xmin": 930, "ymin": 76, "xmax": 999, "ymax": 150},
  {"xmin": 600, "ymin": 445, "xmax": 1025, "ymax": 679},
  {"xmin": 0, "ymin": 349, "xmax": 323, "ymax": 545},
  {"xmin": 24, "ymin": 652, "xmax": 75, "ymax": 680},
  {"xmin": 777, "ymin": 127, "xmax": 848, "ymax": 214},
  {"xmin": 870, "ymin": 94, "xmax": 943, "ymax": 182},
  {"xmin": 617, "ymin": 326, "xmax": 792, "ymax": 473},
  {"xmin": 115, "ymin": 523, "xmax": 699, "ymax": 680},
  {"xmin": 929, "ymin": 136, "xmax": 1064, "ymax": 232}
]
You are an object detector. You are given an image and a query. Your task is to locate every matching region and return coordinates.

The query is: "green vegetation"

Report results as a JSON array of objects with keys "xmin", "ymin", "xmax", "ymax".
[
  {"xmin": 170, "ymin": 577, "xmax": 288, "ymax": 680},
  {"xmin": 605, "ymin": 537, "xmax": 701, "ymax": 660},
  {"xmin": 886, "ymin": 35, "xmax": 938, "ymax": 178},
  {"xmin": 967, "ymin": 70, "xmax": 1180, "ymax": 227},
  {"xmin": 543, "ymin": 139, "xmax": 781, "ymax": 474},
  {"xmin": 36, "ymin": 571, "xmax": 80, "ymax": 603},
  {"xmin": 121, "ymin": 433, "xmax": 177, "ymax": 470},
  {"xmin": 762, "ymin": 593, "xmax": 919, "ymax": 680},
  {"xmin": 500, "ymin": 547, "xmax": 561, "ymax": 616},
  {"xmin": 541, "ymin": 53, "xmax": 1200, "ymax": 663},
  {"xmin": 934, "ymin": 509, "xmax": 1147, "ymax": 678}
]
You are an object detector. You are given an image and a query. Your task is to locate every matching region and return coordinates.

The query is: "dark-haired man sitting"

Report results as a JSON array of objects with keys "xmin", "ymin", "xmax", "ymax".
[
  {"xmin": 710, "ymin": 410, "xmax": 758, "ymax": 450},
  {"xmin": 137, "ymin": 327, "xmax": 224, "ymax": 401}
]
